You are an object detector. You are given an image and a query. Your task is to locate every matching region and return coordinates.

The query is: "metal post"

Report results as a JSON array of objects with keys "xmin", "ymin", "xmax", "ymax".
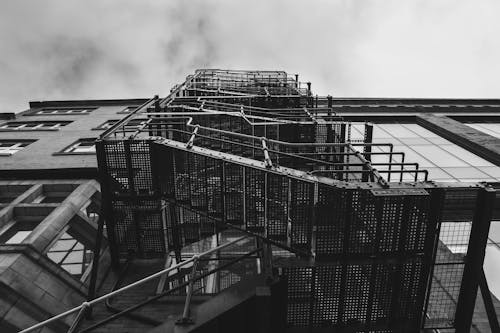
[
  {"xmin": 177, "ymin": 256, "xmax": 200, "ymax": 325},
  {"xmin": 327, "ymin": 95, "xmax": 333, "ymax": 116},
  {"xmin": 86, "ymin": 212, "xmax": 105, "ymax": 316},
  {"xmin": 455, "ymin": 187, "xmax": 496, "ymax": 332},
  {"xmin": 363, "ymin": 123, "xmax": 374, "ymax": 182},
  {"xmin": 95, "ymin": 140, "xmax": 120, "ymax": 269},
  {"xmin": 67, "ymin": 302, "xmax": 90, "ymax": 333}
]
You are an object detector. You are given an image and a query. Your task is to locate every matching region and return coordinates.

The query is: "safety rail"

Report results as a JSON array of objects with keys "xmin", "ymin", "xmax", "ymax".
[{"xmin": 18, "ymin": 235, "xmax": 249, "ymax": 333}]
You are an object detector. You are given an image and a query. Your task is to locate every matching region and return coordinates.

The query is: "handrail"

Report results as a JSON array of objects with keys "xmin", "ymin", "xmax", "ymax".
[
  {"xmin": 18, "ymin": 235, "xmax": 248, "ymax": 333},
  {"xmin": 78, "ymin": 247, "xmax": 262, "ymax": 332}
]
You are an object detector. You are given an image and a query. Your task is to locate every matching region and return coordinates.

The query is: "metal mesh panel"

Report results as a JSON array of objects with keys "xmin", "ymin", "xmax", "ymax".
[
  {"xmin": 283, "ymin": 266, "xmax": 313, "ymax": 326},
  {"xmin": 312, "ymin": 265, "xmax": 342, "ymax": 326},
  {"xmin": 111, "ymin": 199, "xmax": 165, "ymax": 257},
  {"xmin": 244, "ymin": 166, "xmax": 266, "ymax": 233},
  {"xmin": 424, "ymin": 263, "xmax": 464, "ymax": 328},
  {"xmin": 315, "ymin": 187, "xmax": 430, "ymax": 258},
  {"xmin": 223, "ymin": 162, "xmax": 244, "ymax": 224},
  {"xmin": 289, "ymin": 179, "xmax": 313, "ymax": 251},
  {"xmin": 282, "ymin": 260, "xmax": 427, "ymax": 330},
  {"xmin": 424, "ymin": 220, "xmax": 471, "ymax": 329},
  {"xmin": 266, "ymin": 173, "xmax": 289, "ymax": 241}
]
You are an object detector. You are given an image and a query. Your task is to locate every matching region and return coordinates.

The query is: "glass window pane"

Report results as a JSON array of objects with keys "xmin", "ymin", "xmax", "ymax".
[
  {"xmin": 62, "ymin": 264, "xmax": 82, "ymax": 275},
  {"xmin": 397, "ymin": 137, "xmax": 430, "ymax": 145},
  {"xmin": 378, "ymin": 124, "xmax": 419, "ymax": 138},
  {"xmin": 411, "ymin": 145, "xmax": 468, "ymax": 167},
  {"xmin": 47, "ymin": 251, "xmax": 66, "ymax": 263},
  {"xmin": 442, "ymin": 145, "xmax": 495, "ymax": 167},
  {"xmin": 427, "ymin": 137, "xmax": 452, "ymax": 145},
  {"xmin": 479, "ymin": 167, "xmax": 500, "ymax": 178},
  {"xmin": 442, "ymin": 167, "xmax": 490, "ymax": 179},
  {"xmin": 423, "ymin": 167, "xmax": 453, "ymax": 180},
  {"xmin": 51, "ymin": 239, "xmax": 76, "ymax": 251},
  {"xmin": 63, "ymin": 250, "xmax": 84, "ymax": 264},
  {"xmin": 402, "ymin": 124, "xmax": 439, "ymax": 137},
  {"xmin": 484, "ymin": 244, "xmax": 500, "ymax": 299},
  {"xmin": 5, "ymin": 231, "xmax": 32, "ymax": 244},
  {"xmin": 489, "ymin": 222, "xmax": 500, "ymax": 244},
  {"xmin": 372, "ymin": 125, "xmax": 393, "ymax": 139},
  {"xmin": 393, "ymin": 146, "xmax": 435, "ymax": 168}
]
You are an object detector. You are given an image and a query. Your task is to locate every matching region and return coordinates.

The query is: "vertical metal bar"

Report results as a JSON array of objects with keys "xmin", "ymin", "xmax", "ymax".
[
  {"xmin": 310, "ymin": 183, "xmax": 318, "ymax": 258},
  {"xmin": 420, "ymin": 188, "xmax": 445, "ymax": 328},
  {"xmin": 242, "ymin": 166, "xmax": 247, "ymax": 228},
  {"xmin": 286, "ymin": 178, "xmax": 292, "ymax": 248},
  {"xmin": 455, "ymin": 187, "xmax": 496, "ymax": 332},
  {"xmin": 177, "ymin": 257, "xmax": 199, "ymax": 325},
  {"xmin": 363, "ymin": 123, "xmax": 374, "ymax": 181},
  {"xmin": 479, "ymin": 268, "xmax": 500, "ymax": 331},
  {"xmin": 388, "ymin": 146, "xmax": 393, "ymax": 182},
  {"xmin": 264, "ymin": 172, "xmax": 268, "ymax": 238},
  {"xmin": 95, "ymin": 140, "xmax": 120, "ymax": 269},
  {"xmin": 67, "ymin": 302, "xmax": 90, "ymax": 333},
  {"xmin": 87, "ymin": 213, "xmax": 105, "ymax": 303}
]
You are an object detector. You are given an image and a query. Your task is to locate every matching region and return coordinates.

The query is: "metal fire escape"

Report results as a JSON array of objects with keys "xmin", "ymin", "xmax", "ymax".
[{"xmin": 88, "ymin": 69, "xmax": 497, "ymax": 332}]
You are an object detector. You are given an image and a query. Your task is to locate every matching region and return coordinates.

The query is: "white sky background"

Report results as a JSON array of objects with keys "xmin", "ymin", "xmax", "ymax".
[{"xmin": 1, "ymin": 0, "xmax": 500, "ymax": 113}]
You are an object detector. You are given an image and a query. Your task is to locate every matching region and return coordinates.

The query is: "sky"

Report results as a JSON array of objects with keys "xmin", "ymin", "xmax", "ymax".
[{"xmin": 1, "ymin": 0, "xmax": 500, "ymax": 113}]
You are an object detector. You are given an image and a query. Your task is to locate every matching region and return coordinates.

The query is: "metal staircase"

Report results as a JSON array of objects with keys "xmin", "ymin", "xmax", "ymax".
[{"xmin": 19, "ymin": 69, "xmax": 497, "ymax": 332}]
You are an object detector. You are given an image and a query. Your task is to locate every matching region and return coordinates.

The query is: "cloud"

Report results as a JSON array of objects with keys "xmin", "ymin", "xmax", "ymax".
[{"xmin": 0, "ymin": 0, "xmax": 500, "ymax": 113}]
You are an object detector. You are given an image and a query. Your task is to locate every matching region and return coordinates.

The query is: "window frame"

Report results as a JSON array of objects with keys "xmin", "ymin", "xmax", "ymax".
[
  {"xmin": 0, "ymin": 140, "xmax": 36, "ymax": 156},
  {"xmin": 0, "ymin": 220, "xmax": 40, "ymax": 244},
  {"xmin": 25, "ymin": 107, "xmax": 96, "ymax": 116},
  {"xmin": 45, "ymin": 224, "xmax": 95, "ymax": 281},
  {"xmin": 92, "ymin": 118, "xmax": 149, "ymax": 130},
  {"xmin": 54, "ymin": 138, "xmax": 96, "ymax": 155},
  {"xmin": 117, "ymin": 106, "xmax": 140, "ymax": 114},
  {"xmin": 0, "ymin": 120, "xmax": 72, "ymax": 131}
]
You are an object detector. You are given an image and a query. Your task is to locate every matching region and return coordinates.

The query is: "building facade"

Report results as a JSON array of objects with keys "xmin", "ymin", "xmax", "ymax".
[{"xmin": 1, "ymin": 70, "xmax": 499, "ymax": 332}]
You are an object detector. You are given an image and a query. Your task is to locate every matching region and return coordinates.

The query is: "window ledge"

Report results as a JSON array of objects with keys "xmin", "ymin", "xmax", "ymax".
[
  {"xmin": 0, "ymin": 128, "xmax": 60, "ymax": 132},
  {"xmin": 52, "ymin": 152, "xmax": 96, "ymax": 156}
]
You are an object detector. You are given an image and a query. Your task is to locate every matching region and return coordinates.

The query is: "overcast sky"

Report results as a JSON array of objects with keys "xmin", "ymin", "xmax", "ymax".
[{"xmin": 1, "ymin": 0, "xmax": 500, "ymax": 112}]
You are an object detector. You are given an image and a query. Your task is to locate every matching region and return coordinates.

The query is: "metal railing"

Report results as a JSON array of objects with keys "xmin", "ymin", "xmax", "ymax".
[{"xmin": 19, "ymin": 235, "xmax": 249, "ymax": 333}]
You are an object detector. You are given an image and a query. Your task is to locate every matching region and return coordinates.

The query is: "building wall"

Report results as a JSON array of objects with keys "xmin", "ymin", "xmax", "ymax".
[
  {"xmin": 0, "ymin": 99, "xmax": 147, "ymax": 177},
  {"xmin": 0, "ymin": 180, "xmax": 109, "ymax": 332}
]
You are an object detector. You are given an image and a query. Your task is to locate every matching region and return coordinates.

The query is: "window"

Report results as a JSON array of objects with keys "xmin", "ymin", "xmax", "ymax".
[
  {"xmin": 60, "ymin": 139, "xmax": 96, "ymax": 154},
  {"xmin": 0, "ymin": 221, "xmax": 38, "ymax": 244},
  {"xmin": 31, "ymin": 108, "xmax": 95, "ymax": 115},
  {"xmin": 0, "ymin": 140, "xmax": 35, "ymax": 156},
  {"xmin": 350, "ymin": 123, "xmax": 500, "ymax": 182},
  {"xmin": 0, "ymin": 121, "xmax": 71, "ymax": 131},
  {"xmin": 94, "ymin": 118, "xmax": 149, "ymax": 130},
  {"xmin": 0, "ymin": 184, "xmax": 31, "ymax": 204},
  {"xmin": 46, "ymin": 230, "xmax": 93, "ymax": 278},
  {"xmin": 118, "ymin": 106, "xmax": 139, "ymax": 114}
]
